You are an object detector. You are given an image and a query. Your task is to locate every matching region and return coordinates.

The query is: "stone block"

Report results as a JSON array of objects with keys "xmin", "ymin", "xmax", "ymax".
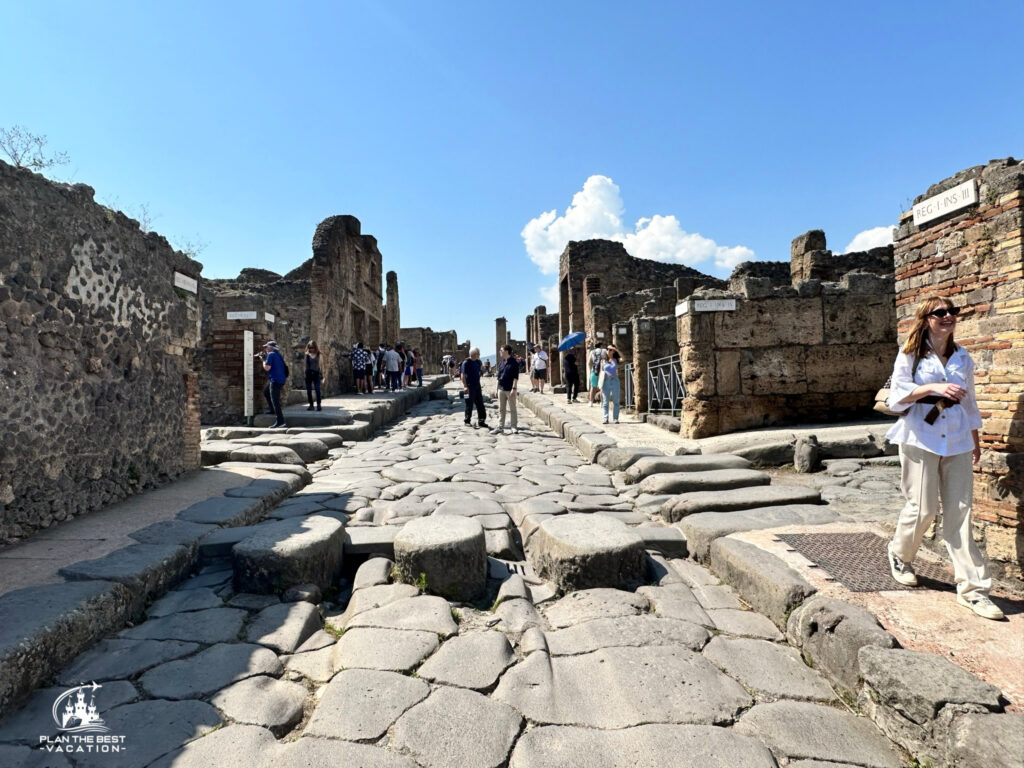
[
  {"xmin": 637, "ymin": 468, "xmax": 771, "ymax": 495},
  {"xmin": 947, "ymin": 713, "xmax": 1024, "ymax": 768},
  {"xmin": 177, "ymin": 497, "xmax": 265, "ymax": 527},
  {"xmin": 715, "ymin": 349, "xmax": 741, "ymax": 395},
  {"xmin": 228, "ymin": 445, "xmax": 305, "ymax": 465},
  {"xmin": 625, "ymin": 454, "xmax": 752, "ymax": 482},
  {"xmin": 527, "ymin": 514, "xmax": 646, "ymax": 591},
  {"xmin": 344, "ymin": 526, "xmax": 397, "ymax": 558},
  {"xmin": 595, "ymin": 446, "xmax": 664, "ymax": 471},
  {"xmin": 786, "ymin": 595, "xmax": 897, "ymax": 695},
  {"xmin": 739, "ymin": 346, "xmax": 808, "ymax": 395},
  {"xmin": 715, "ymin": 297, "xmax": 824, "ymax": 347},
  {"xmin": 233, "ymin": 514, "xmax": 345, "ymax": 594},
  {"xmin": 677, "ymin": 504, "xmax": 838, "ymax": 560},
  {"xmin": 709, "ymin": 537, "xmax": 815, "ymax": 628},
  {"xmin": 634, "ymin": 526, "xmax": 688, "ymax": 558},
  {"xmin": 662, "ymin": 485, "xmax": 822, "ymax": 522},
  {"xmin": 58, "ymin": 543, "xmax": 194, "ymax": 610},
  {"xmin": 393, "ymin": 516, "xmax": 487, "ymax": 602}
]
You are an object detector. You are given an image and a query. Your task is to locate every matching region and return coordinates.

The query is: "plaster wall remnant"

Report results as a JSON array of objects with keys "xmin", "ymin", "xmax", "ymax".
[
  {"xmin": 892, "ymin": 157, "xmax": 1023, "ymax": 587},
  {"xmin": 0, "ymin": 159, "xmax": 202, "ymax": 543},
  {"xmin": 677, "ymin": 230, "xmax": 896, "ymax": 439},
  {"xmin": 384, "ymin": 270, "xmax": 400, "ymax": 344}
]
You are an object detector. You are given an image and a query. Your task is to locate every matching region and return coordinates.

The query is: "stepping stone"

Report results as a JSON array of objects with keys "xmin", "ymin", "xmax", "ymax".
[
  {"xmin": 509, "ymin": 723, "xmax": 779, "ymax": 768},
  {"xmin": 634, "ymin": 526, "xmax": 688, "ymax": 557},
  {"xmin": 662, "ymin": 485, "xmax": 822, "ymax": 522},
  {"xmin": 201, "ymin": 440, "xmax": 247, "ymax": 465},
  {"xmin": 417, "ymin": 631, "xmax": 514, "ymax": 690},
  {"xmin": 209, "ymin": 675, "xmax": 307, "ymax": 736},
  {"xmin": 709, "ymin": 538, "xmax": 815, "ymax": 628},
  {"xmin": 392, "ymin": 686, "xmax": 523, "ymax": 768},
  {"xmin": 345, "ymin": 595, "xmax": 459, "ymax": 637},
  {"xmin": 626, "ymin": 454, "xmax": 752, "ymax": 482},
  {"xmin": 595, "ymin": 447, "xmax": 665, "ymax": 471},
  {"xmin": 70, "ymin": 699, "xmax": 220, "ymax": 768},
  {"xmin": 543, "ymin": 589, "xmax": 648, "ymax": 629},
  {"xmin": 331, "ymin": 627, "xmax": 439, "ymax": 673},
  {"xmin": 493, "ymin": 645, "xmax": 751, "ymax": 728},
  {"xmin": 246, "ymin": 601, "xmax": 322, "ymax": 653},
  {"xmin": 706, "ymin": 609, "xmax": 782, "ymax": 640},
  {"xmin": 545, "ymin": 615, "xmax": 710, "ymax": 656},
  {"xmin": 130, "ymin": 520, "xmax": 217, "ymax": 547},
  {"xmin": 147, "ymin": 588, "xmax": 223, "ymax": 618},
  {"xmin": 224, "ymin": 477, "xmax": 293, "ymax": 499},
  {"xmin": 58, "ymin": 544, "xmax": 193, "ymax": 608},
  {"xmin": 638, "ymin": 468, "xmax": 771, "ymax": 495},
  {"xmin": 305, "ymin": 668, "xmax": 429, "ymax": 741},
  {"xmin": 735, "ymin": 701, "xmax": 903, "ymax": 767},
  {"xmin": 527, "ymin": 514, "xmax": 646, "ymax": 592},
  {"xmin": 58, "ymin": 638, "xmax": 200, "ymax": 685},
  {"xmin": 199, "ymin": 525, "xmax": 264, "ymax": 561},
  {"xmin": 703, "ymin": 636, "xmax": 835, "ymax": 701},
  {"xmin": 677, "ymin": 504, "xmax": 839, "ymax": 560},
  {"xmin": 344, "ymin": 526, "xmax": 397, "ymax": 557},
  {"xmin": 119, "ymin": 607, "xmax": 247, "ymax": 644},
  {"xmin": 394, "ymin": 516, "xmax": 487, "ymax": 601},
  {"xmin": 267, "ymin": 438, "xmax": 329, "ymax": 463},
  {"xmin": 139, "ymin": 642, "xmax": 282, "ymax": 699},
  {"xmin": 228, "ymin": 445, "xmax": 305, "ymax": 465},
  {"xmin": 233, "ymin": 514, "xmax": 345, "ymax": 594},
  {"xmin": 292, "ymin": 431, "xmax": 344, "ymax": 449},
  {"xmin": 177, "ymin": 497, "xmax": 264, "ymax": 526}
]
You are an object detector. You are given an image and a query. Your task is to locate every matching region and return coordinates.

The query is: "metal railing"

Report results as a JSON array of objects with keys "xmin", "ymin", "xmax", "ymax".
[
  {"xmin": 648, "ymin": 354, "xmax": 685, "ymax": 414},
  {"xmin": 622, "ymin": 363, "xmax": 635, "ymax": 410}
]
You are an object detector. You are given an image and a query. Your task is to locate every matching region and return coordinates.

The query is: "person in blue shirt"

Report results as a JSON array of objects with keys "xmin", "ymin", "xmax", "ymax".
[
  {"xmin": 460, "ymin": 346, "xmax": 487, "ymax": 429},
  {"xmin": 261, "ymin": 340, "xmax": 288, "ymax": 428}
]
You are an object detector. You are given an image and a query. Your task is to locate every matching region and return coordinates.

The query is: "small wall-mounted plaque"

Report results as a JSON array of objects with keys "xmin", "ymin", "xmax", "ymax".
[
  {"xmin": 596, "ymin": 331, "xmax": 606, "ymax": 339},
  {"xmin": 265, "ymin": 313, "xmax": 275, "ymax": 323},
  {"xmin": 694, "ymin": 299, "xmax": 737, "ymax": 312},
  {"xmin": 173, "ymin": 272, "xmax": 198, "ymax": 294},
  {"xmin": 913, "ymin": 179, "xmax": 977, "ymax": 226},
  {"xmin": 226, "ymin": 311, "xmax": 258, "ymax": 320},
  {"xmin": 617, "ymin": 326, "xmax": 629, "ymax": 335}
]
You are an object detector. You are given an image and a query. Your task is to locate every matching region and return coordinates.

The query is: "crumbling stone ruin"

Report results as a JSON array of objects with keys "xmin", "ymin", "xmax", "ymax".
[
  {"xmin": 399, "ymin": 327, "xmax": 459, "ymax": 372},
  {"xmin": 892, "ymin": 157, "xmax": 1023, "ymax": 584},
  {"xmin": 384, "ymin": 270, "xmax": 400, "ymax": 343},
  {"xmin": 0, "ymin": 160, "xmax": 203, "ymax": 543},
  {"xmin": 678, "ymin": 230, "xmax": 895, "ymax": 437}
]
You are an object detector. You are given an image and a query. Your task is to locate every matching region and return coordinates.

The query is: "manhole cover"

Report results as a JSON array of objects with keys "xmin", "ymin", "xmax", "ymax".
[{"xmin": 776, "ymin": 532, "xmax": 955, "ymax": 592}]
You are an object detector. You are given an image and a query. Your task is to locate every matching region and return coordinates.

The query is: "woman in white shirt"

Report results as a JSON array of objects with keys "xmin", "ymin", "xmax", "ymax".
[{"xmin": 884, "ymin": 295, "xmax": 1002, "ymax": 620}]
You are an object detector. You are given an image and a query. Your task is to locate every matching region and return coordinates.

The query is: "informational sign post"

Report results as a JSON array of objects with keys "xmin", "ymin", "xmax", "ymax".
[{"xmin": 243, "ymin": 330, "xmax": 254, "ymax": 425}]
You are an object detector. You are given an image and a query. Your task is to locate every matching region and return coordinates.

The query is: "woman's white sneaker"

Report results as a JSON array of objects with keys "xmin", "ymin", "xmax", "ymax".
[
  {"xmin": 886, "ymin": 542, "xmax": 918, "ymax": 586},
  {"xmin": 957, "ymin": 594, "xmax": 1005, "ymax": 620}
]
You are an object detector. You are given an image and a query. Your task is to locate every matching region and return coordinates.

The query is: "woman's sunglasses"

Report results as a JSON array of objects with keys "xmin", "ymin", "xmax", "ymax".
[{"xmin": 927, "ymin": 307, "xmax": 960, "ymax": 319}]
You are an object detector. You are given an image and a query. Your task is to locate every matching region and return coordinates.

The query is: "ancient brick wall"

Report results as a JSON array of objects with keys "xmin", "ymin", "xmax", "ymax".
[
  {"xmin": 0, "ymin": 161, "xmax": 202, "ymax": 543},
  {"xmin": 678, "ymin": 233, "xmax": 895, "ymax": 438},
  {"xmin": 892, "ymin": 158, "xmax": 1023, "ymax": 584}
]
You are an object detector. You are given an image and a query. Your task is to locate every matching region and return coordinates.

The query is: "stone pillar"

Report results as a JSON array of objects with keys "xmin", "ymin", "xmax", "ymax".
[
  {"xmin": 384, "ymin": 270, "xmax": 400, "ymax": 343},
  {"xmin": 790, "ymin": 229, "xmax": 826, "ymax": 284},
  {"xmin": 677, "ymin": 299, "xmax": 719, "ymax": 438},
  {"xmin": 632, "ymin": 317, "xmax": 653, "ymax": 413},
  {"xmin": 495, "ymin": 317, "xmax": 507, "ymax": 361}
]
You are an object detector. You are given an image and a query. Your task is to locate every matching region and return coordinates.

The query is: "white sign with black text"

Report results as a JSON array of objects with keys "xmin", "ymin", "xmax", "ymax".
[
  {"xmin": 912, "ymin": 179, "xmax": 978, "ymax": 226},
  {"xmin": 173, "ymin": 272, "xmax": 198, "ymax": 294},
  {"xmin": 676, "ymin": 298, "xmax": 737, "ymax": 316},
  {"xmin": 226, "ymin": 311, "xmax": 258, "ymax": 320}
]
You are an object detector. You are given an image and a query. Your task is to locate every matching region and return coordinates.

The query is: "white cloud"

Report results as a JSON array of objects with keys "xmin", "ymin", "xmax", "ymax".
[
  {"xmin": 521, "ymin": 175, "xmax": 755, "ymax": 282},
  {"xmin": 844, "ymin": 226, "xmax": 895, "ymax": 253},
  {"xmin": 539, "ymin": 282, "xmax": 559, "ymax": 306}
]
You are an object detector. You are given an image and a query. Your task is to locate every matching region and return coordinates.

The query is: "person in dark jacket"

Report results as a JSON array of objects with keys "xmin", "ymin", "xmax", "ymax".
[
  {"xmin": 460, "ymin": 347, "xmax": 487, "ymax": 428},
  {"xmin": 261, "ymin": 340, "xmax": 288, "ymax": 428},
  {"xmin": 305, "ymin": 341, "xmax": 323, "ymax": 410},
  {"xmin": 563, "ymin": 347, "xmax": 581, "ymax": 404},
  {"xmin": 491, "ymin": 344, "xmax": 519, "ymax": 434}
]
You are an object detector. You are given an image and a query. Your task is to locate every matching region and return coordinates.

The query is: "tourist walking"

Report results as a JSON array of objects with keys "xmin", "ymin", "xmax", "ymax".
[
  {"xmin": 491, "ymin": 344, "xmax": 519, "ymax": 434},
  {"xmin": 530, "ymin": 344, "xmax": 548, "ymax": 393},
  {"xmin": 588, "ymin": 340, "xmax": 605, "ymax": 406},
  {"xmin": 350, "ymin": 342, "xmax": 369, "ymax": 395},
  {"xmin": 884, "ymin": 295, "xmax": 1002, "ymax": 620},
  {"xmin": 304, "ymin": 340, "xmax": 323, "ymax": 410},
  {"xmin": 600, "ymin": 346, "xmax": 620, "ymax": 424},
  {"xmin": 460, "ymin": 346, "xmax": 487, "ymax": 428},
  {"xmin": 261, "ymin": 340, "xmax": 288, "ymax": 428},
  {"xmin": 563, "ymin": 347, "xmax": 580, "ymax": 404},
  {"xmin": 413, "ymin": 348, "xmax": 423, "ymax": 387},
  {"xmin": 385, "ymin": 344, "xmax": 402, "ymax": 391}
]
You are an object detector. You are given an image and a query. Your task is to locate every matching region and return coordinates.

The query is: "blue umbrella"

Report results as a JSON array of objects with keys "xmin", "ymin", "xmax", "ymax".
[{"xmin": 558, "ymin": 331, "xmax": 586, "ymax": 351}]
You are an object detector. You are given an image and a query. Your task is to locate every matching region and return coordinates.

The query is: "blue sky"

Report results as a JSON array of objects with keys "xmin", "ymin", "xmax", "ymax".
[{"xmin": 2, "ymin": 1, "xmax": 1021, "ymax": 352}]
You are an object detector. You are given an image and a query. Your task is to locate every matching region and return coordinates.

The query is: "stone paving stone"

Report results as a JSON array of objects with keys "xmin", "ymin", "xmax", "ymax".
[
  {"xmin": 495, "ymin": 597, "xmax": 545, "ymax": 634},
  {"xmin": 70, "ymin": 699, "xmax": 222, "ymax": 768},
  {"xmin": 543, "ymin": 589, "xmax": 649, "ymax": 629},
  {"xmin": 233, "ymin": 514, "xmax": 345, "ymax": 594},
  {"xmin": 352, "ymin": 556, "xmax": 394, "ymax": 589},
  {"xmin": 210, "ymin": 675, "xmax": 307, "ymax": 736},
  {"xmin": 58, "ymin": 543, "xmax": 194, "ymax": 606},
  {"xmin": 736, "ymin": 701, "xmax": 903, "ymax": 767},
  {"xmin": 227, "ymin": 593, "xmax": 281, "ymax": 611},
  {"xmin": 663, "ymin": 485, "xmax": 823, "ymax": 522},
  {"xmin": 344, "ymin": 526, "xmax": 397, "ymax": 557},
  {"xmin": 394, "ymin": 516, "xmax": 487, "ymax": 602},
  {"xmin": 177, "ymin": 496, "xmax": 266, "ymax": 526},
  {"xmin": 228, "ymin": 445, "xmax": 305, "ymax": 465},
  {"xmin": 392, "ymin": 685, "xmax": 523, "ymax": 768},
  {"xmin": 638, "ymin": 468, "xmax": 772, "ymax": 495},
  {"xmin": 129, "ymin": 519, "xmax": 218, "ymax": 547},
  {"xmin": 246, "ymin": 601, "xmax": 322, "ymax": 653},
  {"xmin": 344, "ymin": 595, "xmax": 459, "ymax": 637},
  {"xmin": 0, "ymin": 680, "xmax": 139, "ymax": 744},
  {"xmin": 493, "ymin": 645, "xmax": 751, "ymax": 728},
  {"xmin": 283, "ymin": 645, "xmax": 336, "ymax": 683},
  {"xmin": 58, "ymin": 638, "xmax": 200, "ymax": 685},
  {"xmin": 119, "ymin": 607, "xmax": 248, "ymax": 644},
  {"xmin": 677, "ymin": 504, "xmax": 839, "ymax": 559},
  {"xmin": 595, "ymin": 446, "xmax": 665, "ymax": 471},
  {"xmin": 509, "ymin": 723, "xmax": 779, "ymax": 768},
  {"xmin": 146, "ymin": 587, "xmax": 223, "ymax": 618},
  {"xmin": 277, "ymin": 737, "xmax": 424, "ymax": 767},
  {"xmin": 139, "ymin": 642, "xmax": 282, "ymax": 699},
  {"xmin": 948, "ymin": 712, "xmax": 1024, "ymax": 768},
  {"xmin": 199, "ymin": 524, "xmax": 264, "ymax": 560},
  {"xmin": 417, "ymin": 630, "xmax": 514, "ymax": 690},
  {"xmin": 294, "ymin": 629, "xmax": 334, "ymax": 652},
  {"xmin": 177, "ymin": 565, "xmax": 233, "ymax": 591},
  {"xmin": 0, "ymin": 745, "xmax": 72, "ymax": 768},
  {"xmin": 706, "ymin": 608, "xmax": 783, "ymax": 640},
  {"xmin": 691, "ymin": 584, "xmax": 744, "ymax": 610},
  {"xmin": 147, "ymin": 724, "xmax": 275, "ymax": 768},
  {"xmin": 329, "ymin": 583, "xmax": 420, "ymax": 631},
  {"xmin": 703, "ymin": 636, "xmax": 836, "ymax": 702},
  {"xmin": 331, "ymin": 627, "xmax": 439, "ymax": 673},
  {"xmin": 305, "ymin": 668, "xmax": 429, "ymax": 741},
  {"xmin": 545, "ymin": 615, "xmax": 709, "ymax": 656},
  {"xmin": 625, "ymin": 454, "xmax": 753, "ymax": 481}
]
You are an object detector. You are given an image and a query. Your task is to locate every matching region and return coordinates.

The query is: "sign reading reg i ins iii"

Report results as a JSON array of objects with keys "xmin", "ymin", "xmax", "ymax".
[{"xmin": 912, "ymin": 179, "xmax": 978, "ymax": 226}]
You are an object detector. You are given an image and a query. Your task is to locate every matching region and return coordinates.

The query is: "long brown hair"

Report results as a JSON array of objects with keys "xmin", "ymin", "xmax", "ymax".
[
  {"xmin": 901, "ymin": 295, "xmax": 957, "ymax": 360},
  {"xmin": 306, "ymin": 340, "xmax": 319, "ymax": 355}
]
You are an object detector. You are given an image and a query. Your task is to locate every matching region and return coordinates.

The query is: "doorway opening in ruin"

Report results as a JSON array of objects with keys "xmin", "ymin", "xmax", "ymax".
[
  {"xmin": 368, "ymin": 317, "xmax": 381, "ymax": 346},
  {"xmin": 351, "ymin": 306, "xmax": 367, "ymax": 344}
]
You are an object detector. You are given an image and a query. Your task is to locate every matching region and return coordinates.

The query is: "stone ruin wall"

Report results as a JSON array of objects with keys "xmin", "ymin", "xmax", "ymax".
[
  {"xmin": 892, "ymin": 158, "xmax": 1023, "ymax": 584},
  {"xmin": 526, "ymin": 306, "xmax": 561, "ymax": 385},
  {"xmin": 678, "ymin": 231, "xmax": 896, "ymax": 438},
  {"xmin": 585, "ymin": 285, "xmax": 678, "ymax": 360},
  {"xmin": 400, "ymin": 327, "xmax": 461, "ymax": 374},
  {"xmin": 0, "ymin": 160, "xmax": 202, "ymax": 543}
]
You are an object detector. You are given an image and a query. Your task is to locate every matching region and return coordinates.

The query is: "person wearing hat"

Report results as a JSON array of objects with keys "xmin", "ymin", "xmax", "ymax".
[{"xmin": 261, "ymin": 340, "xmax": 288, "ymax": 428}]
